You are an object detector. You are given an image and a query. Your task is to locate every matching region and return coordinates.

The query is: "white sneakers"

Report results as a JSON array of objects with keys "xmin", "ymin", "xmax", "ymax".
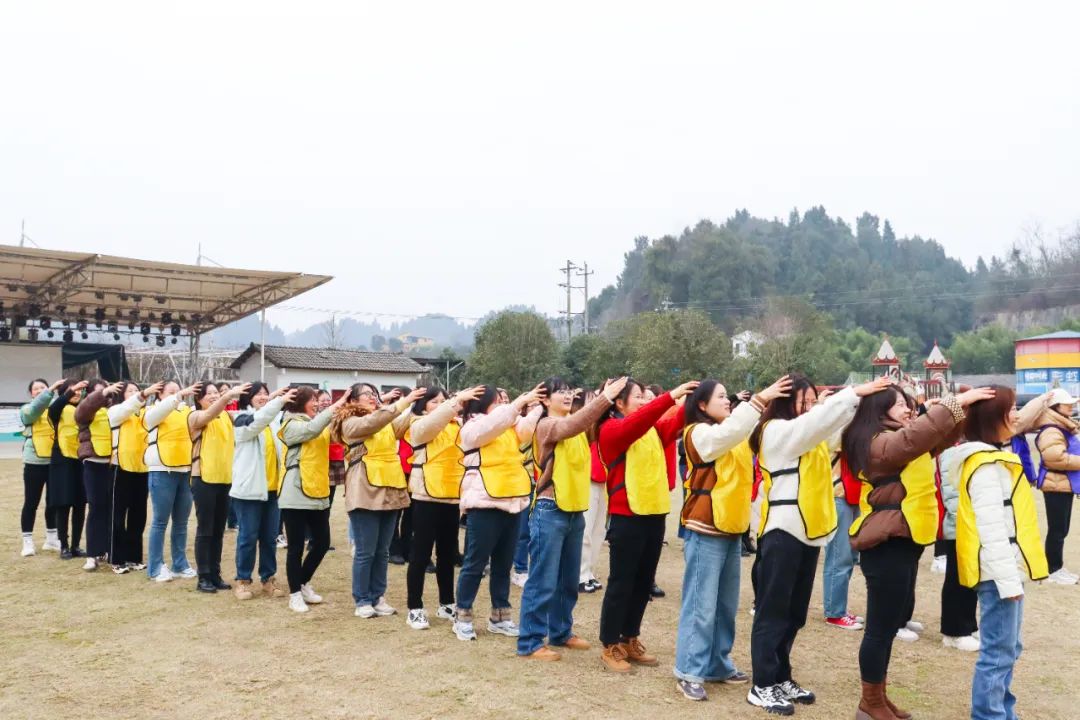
[
  {"xmin": 436, "ymin": 604, "xmax": 457, "ymax": 621},
  {"xmin": 21, "ymin": 536, "xmax": 35, "ymax": 557},
  {"xmin": 488, "ymin": 618, "xmax": 520, "ymax": 637},
  {"xmin": 407, "ymin": 609, "xmax": 430, "ymax": 630},
  {"xmin": 176, "ymin": 567, "xmax": 198, "ymax": 579},
  {"xmin": 896, "ymin": 626, "xmax": 921, "ymax": 643},
  {"xmin": 300, "ymin": 584, "xmax": 323, "ymax": 604},
  {"xmin": 1046, "ymin": 568, "xmax": 1079, "ymax": 585},
  {"xmin": 453, "ymin": 620, "xmax": 478, "ymax": 641},
  {"xmin": 931, "ymin": 555, "xmax": 947, "ymax": 574},
  {"xmin": 275, "ymin": 534, "xmax": 288, "ymax": 549},
  {"xmin": 43, "ymin": 530, "xmax": 61, "ymax": 552},
  {"xmin": 83, "ymin": 557, "xmax": 99, "ymax": 572},
  {"xmin": 289, "ymin": 592, "xmax": 310, "ymax": 613},
  {"xmin": 510, "ymin": 571, "xmax": 529, "ymax": 588},
  {"xmin": 151, "ymin": 567, "xmax": 174, "ymax": 583},
  {"xmin": 355, "ymin": 604, "xmax": 376, "ymax": 619},
  {"xmin": 373, "ymin": 597, "xmax": 396, "ymax": 616},
  {"xmin": 905, "ymin": 620, "xmax": 925, "ymax": 633},
  {"xmin": 943, "ymin": 634, "xmax": 981, "ymax": 652}
]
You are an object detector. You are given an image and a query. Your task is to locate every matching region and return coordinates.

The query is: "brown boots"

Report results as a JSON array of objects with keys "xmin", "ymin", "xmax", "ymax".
[{"xmin": 856, "ymin": 681, "xmax": 901, "ymax": 720}]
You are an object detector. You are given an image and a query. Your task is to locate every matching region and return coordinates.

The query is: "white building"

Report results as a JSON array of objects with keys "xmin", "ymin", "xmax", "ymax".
[
  {"xmin": 230, "ymin": 344, "xmax": 424, "ymax": 395},
  {"xmin": 731, "ymin": 330, "xmax": 764, "ymax": 359}
]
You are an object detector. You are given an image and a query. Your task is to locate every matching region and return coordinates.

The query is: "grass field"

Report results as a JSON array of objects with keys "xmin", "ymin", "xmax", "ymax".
[{"xmin": 1, "ymin": 458, "xmax": 1077, "ymax": 720}]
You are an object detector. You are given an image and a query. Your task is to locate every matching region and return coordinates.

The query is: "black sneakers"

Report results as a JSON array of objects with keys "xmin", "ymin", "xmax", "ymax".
[
  {"xmin": 747, "ymin": 685, "xmax": 795, "ymax": 716},
  {"xmin": 676, "ymin": 680, "xmax": 707, "ymax": 702},
  {"xmin": 650, "ymin": 583, "xmax": 666, "ymax": 599}
]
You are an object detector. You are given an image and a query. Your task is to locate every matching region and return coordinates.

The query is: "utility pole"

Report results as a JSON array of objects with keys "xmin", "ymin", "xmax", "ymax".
[
  {"xmin": 576, "ymin": 262, "xmax": 594, "ymax": 334},
  {"xmin": 558, "ymin": 260, "xmax": 578, "ymax": 340}
]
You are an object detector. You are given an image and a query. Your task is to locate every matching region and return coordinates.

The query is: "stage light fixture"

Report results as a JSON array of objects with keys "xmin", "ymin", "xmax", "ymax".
[
  {"xmin": 170, "ymin": 323, "xmax": 181, "ymax": 336},
  {"xmin": 94, "ymin": 291, "xmax": 105, "ymax": 300},
  {"xmin": 27, "ymin": 328, "xmax": 39, "ymax": 342},
  {"xmin": 112, "ymin": 333, "xmax": 120, "ymax": 341},
  {"xmin": 40, "ymin": 317, "xmax": 51, "ymax": 330},
  {"xmin": 55, "ymin": 305, "xmax": 66, "ymax": 314},
  {"xmin": 108, "ymin": 321, "xmax": 118, "ymax": 334},
  {"xmin": 155, "ymin": 335, "xmax": 166, "ymax": 347},
  {"xmin": 140, "ymin": 322, "xmax": 151, "ymax": 335},
  {"xmin": 118, "ymin": 293, "xmax": 129, "ymax": 301},
  {"xmin": 148, "ymin": 312, "xmax": 157, "ymax": 321},
  {"xmin": 131, "ymin": 294, "xmax": 142, "ymax": 302},
  {"xmin": 28, "ymin": 304, "xmax": 41, "ymax": 318},
  {"xmin": 142, "ymin": 335, "xmax": 149, "ymax": 343},
  {"xmin": 62, "ymin": 330, "xmax": 74, "ymax": 343},
  {"xmin": 80, "ymin": 332, "xmax": 88, "ymax": 340},
  {"xmin": 76, "ymin": 320, "xmax": 88, "ymax": 332},
  {"xmin": 94, "ymin": 308, "xmax": 106, "ymax": 324},
  {"xmin": 47, "ymin": 331, "xmax": 55, "ymax": 339},
  {"xmin": 78, "ymin": 307, "xmax": 87, "ymax": 317},
  {"xmin": 171, "ymin": 337, "xmax": 178, "ymax": 345},
  {"xmin": 162, "ymin": 312, "xmax": 173, "ymax": 324},
  {"xmin": 155, "ymin": 296, "xmax": 166, "ymax": 304}
]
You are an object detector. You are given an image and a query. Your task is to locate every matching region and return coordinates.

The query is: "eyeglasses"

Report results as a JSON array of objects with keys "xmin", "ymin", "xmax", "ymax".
[{"xmin": 357, "ymin": 391, "xmax": 376, "ymax": 398}]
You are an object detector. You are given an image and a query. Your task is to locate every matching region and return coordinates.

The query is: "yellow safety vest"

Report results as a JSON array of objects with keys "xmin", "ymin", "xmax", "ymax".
[
  {"xmin": 117, "ymin": 410, "xmax": 149, "ymax": 473},
  {"xmin": 406, "ymin": 422, "xmax": 465, "ymax": 500},
  {"xmin": 278, "ymin": 419, "xmax": 330, "ymax": 499},
  {"xmin": 466, "ymin": 426, "xmax": 532, "ymax": 499},
  {"xmin": 57, "ymin": 405, "xmax": 80, "ymax": 459},
  {"xmin": 683, "ymin": 426, "xmax": 754, "ymax": 534},
  {"xmin": 148, "ymin": 405, "xmax": 193, "ymax": 468},
  {"xmin": 355, "ymin": 422, "xmax": 407, "ymax": 489},
  {"xmin": 955, "ymin": 450, "xmax": 1049, "ymax": 589},
  {"xmin": 88, "ymin": 408, "xmax": 112, "ymax": 459},
  {"xmin": 849, "ymin": 451, "xmax": 940, "ymax": 545},
  {"xmin": 28, "ymin": 412, "xmax": 55, "ymax": 459},
  {"xmin": 261, "ymin": 426, "xmax": 282, "ymax": 493},
  {"xmin": 537, "ymin": 431, "xmax": 591, "ymax": 512},
  {"xmin": 759, "ymin": 436, "xmax": 837, "ymax": 540},
  {"xmin": 195, "ymin": 413, "xmax": 235, "ymax": 484},
  {"xmin": 606, "ymin": 427, "xmax": 671, "ymax": 516}
]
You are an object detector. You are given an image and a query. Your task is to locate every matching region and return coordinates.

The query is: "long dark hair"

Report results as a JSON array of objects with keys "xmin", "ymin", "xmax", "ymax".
[
  {"xmin": 538, "ymin": 376, "xmax": 572, "ymax": 419},
  {"xmin": 462, "ymin": 385, "xmax": 500, "ymax": 422},
  {"xmin": 193, "ymin": 382, "xmax": 217, "ymax": 405},
  {"xmin": 596, "ymin": 378, "xmax": 646, "ymax": 436},
  {"xmin": 841, "ymin": 385, "xmax": 903, "ymax": 480},
  {"xmin": 412, "ymin": 386, "xmax": 447, "ymax": 415},
  {"xmin": 684, "ymin": 379, "xmax": 722, "ymax": 427},
  {"xmin": 749, "ymin": 373, "xmax": 816, "ymax": 455},
  {"xmin": 238, "ymin": 381, "xmax": 269, "ymax": 411},
  {"xmin": 964, "ymin": 385, "xmax": 1016, "ymax": 444}
]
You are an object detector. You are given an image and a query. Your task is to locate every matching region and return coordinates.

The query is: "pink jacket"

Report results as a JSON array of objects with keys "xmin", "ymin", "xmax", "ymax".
[{"xmin": 458, "ymin": 404, "xmax": 541, "ymax": 514}]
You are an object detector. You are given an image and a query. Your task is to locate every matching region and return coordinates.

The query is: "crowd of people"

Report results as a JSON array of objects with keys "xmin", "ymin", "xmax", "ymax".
[{"xmin": 15, "ymin": 371, "xmax": 1079, "ymax": 719}]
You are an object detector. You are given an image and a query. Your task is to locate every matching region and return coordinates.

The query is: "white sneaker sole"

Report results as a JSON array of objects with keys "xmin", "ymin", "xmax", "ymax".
[
  {"xmin": 374, "ymin": 608, "xmax": 396, "ymax": 617},
  {"xmin": 453, "ymin": 625, "xmax": 477, "ymax": 641},
  {"xmin": 408, "ymin": 621, "xmax": 430, "ymax": 630},
  {"xmin": 487, "ymin": 624, "xmax": 520, "ymax": 637}
]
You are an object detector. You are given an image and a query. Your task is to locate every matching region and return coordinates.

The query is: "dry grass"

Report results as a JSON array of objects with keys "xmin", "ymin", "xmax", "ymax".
[{"xmin": 0, "ymin": 458, "xmax": 1077, "ymax": 720}]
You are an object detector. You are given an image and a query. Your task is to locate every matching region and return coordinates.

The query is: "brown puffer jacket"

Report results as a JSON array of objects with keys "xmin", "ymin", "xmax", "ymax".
[
  {"xmin": 1033, "ymin": 408, "xmax": 1080, "ymax": 494},
  {"xmin": 850, "ymin": 404, "xmax": 962, "ymax": 552}
]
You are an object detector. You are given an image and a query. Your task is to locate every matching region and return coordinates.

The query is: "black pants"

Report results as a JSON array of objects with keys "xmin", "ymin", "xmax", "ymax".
[
  {"xmin": 390, "ymin": 504, "xmax": 413, "ymax": 559},
  {"xmin": 407, "ymin": 500, "xmax": 459, "ymax": 609},
  {"xmin": 112, "ymin": 470, "xmax": 149, "ymax": 566},
  {"xmin": 83, "ymin": 462, "xmax": 116, "ymax": 559},
  {"xmin": 22, "ymin": 464, "xmax": 56, "ymax": 534},
  {"xmin": 191, "ymin": 478, "xmax": 230, "ymax": 580},
  {"xmin": 56, "ymin": 504, "xmax": 86, "ymax": 551},
  {"xmin": 939, "ymin": 539, "xmax": 978, "ymax": 637},
  {"xmin": 858, "ymin": 538, "xmax": 922, "ymax": 683},
  {"xmin": 599, "ymin": 514, "xmax": 665, "ymax": 647},
  {"xmin": 1044, "ymin": 491, "xmax": 1074, "ymax": 574},
  {"xmin": 750, "ymin": 530, "xmax": 820, "ymax": 687},
  {"xmin": 282, "ymin": 508, "xmax": 330, "ymax": 593}
]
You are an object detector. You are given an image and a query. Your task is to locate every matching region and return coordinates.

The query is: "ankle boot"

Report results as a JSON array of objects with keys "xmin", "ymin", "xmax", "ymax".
[
  {"xmin": 883, "ymin": 676, "xmax": 912, "ymax": 719},
  {"xmin": 855, "ymin": 681, "xmax": 900, "ymax": 720}
]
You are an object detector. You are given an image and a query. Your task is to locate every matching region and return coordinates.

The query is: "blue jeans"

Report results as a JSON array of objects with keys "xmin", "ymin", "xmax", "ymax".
[
  {"xmin": 349, "ymin": 509, "xmax": 397, "ymax": 607},
  {"xmin": 674, "ymin": 531, "xmax": 743, "ymax": 683},
  {"xmin": 517, "ymin": 499, "xmax": 585, "ymax": 655},
  {"xmin": 233, "ymin": 496, "xmax": 280, "ymax": 582},
  {"xmin": 972, "ymin": 582, "xmax": 1024, "ymax": 720},
  {"xmin": 822, "ymin": 498, "xmax": 859, "ymax": 618},
  {"xmin": 456, "ymin": 508, "xmax": 519, "ymax": 613},
  {"xmin": 513, "ymin": 501, "xmax": 532, "ymax": 574},
  {"xmin": 147, "ymin": 471, "xmax": 193, "ymax": 578}
]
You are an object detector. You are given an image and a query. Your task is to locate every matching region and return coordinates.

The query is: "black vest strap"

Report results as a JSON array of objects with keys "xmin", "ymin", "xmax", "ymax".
[
  {"xmin": 769, "ymin": 467, "xmax": 799, "ymax": 478},
  {"xmin": 690, "ymin": 488, "xmax": 712, "ymax": 497},
  {"xmin": 769, "ymin": 499, "xmax": 799, "ymax": 507},
  {"xmin": 1003, "ymin": 498, "xmax": 1013, "ymax": 507},
  {"xmin": 607, "ymin": 481, "xmax": 626, "ymax": 498},
  {"xmin": 607, "ymin": 453, "xmax": 626, "ymax": 470},
  {"xmin": 691, "ymin": 462, "xmax": 713, "ymax": 470},
  {"xmin": 870, "ymin": 502, "xmax": 902, "ymax": 512}
]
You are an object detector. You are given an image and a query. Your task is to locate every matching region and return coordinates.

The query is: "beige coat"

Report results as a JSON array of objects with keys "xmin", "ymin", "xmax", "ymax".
[{"xmin": 338, "ymin": 399, "xmax": 414, "ymax": 512}]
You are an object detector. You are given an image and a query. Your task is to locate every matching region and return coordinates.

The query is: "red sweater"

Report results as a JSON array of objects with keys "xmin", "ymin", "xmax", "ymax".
[
  {"xmin": 590, "ymin": 441, "xmax": 605, "ymax": 484},
  {"xmin": 329, "ymin": 442, "xmax": 345, "ymax": 463},
  {"xmin": 599, "ymin": 393, "xmax": 684, "ymax": 517}
]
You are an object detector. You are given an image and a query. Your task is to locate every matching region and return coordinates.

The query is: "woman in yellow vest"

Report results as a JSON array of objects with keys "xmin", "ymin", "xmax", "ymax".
[
  {"xmin": 111, "ymin": 381, "xmax": 163, "ymax": 572},
  {"xmin": 278, "ymin": 386, "xmax": 348, "ymax": 613},
  {"xmin": 745, "ymin": 374, "xmax": 890, "ymax": 715},
  {"xmin": 19, "ymin": 378, "xmax": 64, "ymax": 557},
  {"xmin": 673, "ymin": 376, "xmax": 790, "ymax": 701},
  {"xmin": 74, "ymin": 379, "xmax": 148, "ymax": 572},
  {"xmin": 331, "ymin": 383, "xmax": 426, "ymax": 618},
  {"xmin": 144, "ymin": 379, "xmax": 202, "ymax": 582},
  {"xmin": 516, "ymin": 376, "xmax": 628, "ymax": 661},
  {"xmin": 842, "ymin": 385, "xmax": 992, "ymax": 720},
  {"xmin": 452, "ymin": 384, "xmax": 545, "ymax": 642},
  {"xmin": 229, "ymin": 382, "xmax": 294, "ymax": 601},
  {"xmin": 47, "ymin": 379, "xmax": 89, "ymax": 559},
  {"xmin": 403, "ymin": 385, "xmax": 485, "ymax": 630},
  {"xmin": 188, "ymin": 381, "xmax": 250, "ymax": 594},
  {"xmin": 943, "ymin": 386, "xmax": 1049, "ymax": 720}
]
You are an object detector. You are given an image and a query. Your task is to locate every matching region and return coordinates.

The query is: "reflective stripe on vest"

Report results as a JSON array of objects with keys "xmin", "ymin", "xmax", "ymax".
[
  {"xmin": 407, "ymin": 422, "xmax": 464, "ymax": 500},
  {"xmin": 355, "ymin": 422, "xmax": 407, "ymax": 489},
  {"xmin": 955, "ymin": 450, "xmax": 1048, "ymax": 588},
  {"xmin": 117, "ymin": 410, "xmax": 149, "ymax": 473},
  {"xmin": 682, "ymin": 425, "xmax": 754, "ymax": 534},
  {"xmin": 758, "ymin": 436, "xmax": 837, "ymax": 540},
  {"xmin": 604, "ymin": 427, "xmax": 671, "ymax": 516},
  {"xmin": 466, "ymin": 426, "xmax": 532, "ymax": 499},
  {"xmin": 195, "ymin": 413, "xmax": 235, "ymax": 484},
  {"xmin": 278, "ymin": 419, "xmax": 330, "ymax": 499},
  {"xmin": 147, "ymin": 406, "xmax": 193, "ymax": 468},
  {"xmin": 57, "ymin": 405, "xmax": 80, "ymax": 459},
  {"xmin": 849, "ymin": 451, "xmax": 939, "ymax": 545},
  {"xmin": 88, "ymin": 408, "xmax": 112, "ymax": 459}
]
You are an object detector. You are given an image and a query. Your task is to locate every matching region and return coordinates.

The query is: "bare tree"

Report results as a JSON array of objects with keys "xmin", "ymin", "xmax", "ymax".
[{"xmin": 322, "ymin": 313, "xmax": 344, "ymax": 349}]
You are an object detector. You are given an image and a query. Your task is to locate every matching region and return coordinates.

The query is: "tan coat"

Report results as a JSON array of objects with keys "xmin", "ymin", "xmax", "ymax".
[
  {"xmin": 1033, "ymin": 408, "xmax": 1080, "ymax": 494},
  {"xmin": 338, "ymin": 399, "xmax": 414, "ymax": 512}
]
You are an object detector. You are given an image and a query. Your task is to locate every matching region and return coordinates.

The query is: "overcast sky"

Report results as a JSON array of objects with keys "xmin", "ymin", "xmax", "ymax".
[{"xmin": 2, "ymin": 2, "xmax": 1078, "ymax": 331}]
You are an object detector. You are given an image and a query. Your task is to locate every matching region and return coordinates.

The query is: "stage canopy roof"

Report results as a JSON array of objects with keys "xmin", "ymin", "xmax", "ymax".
[{"xmin": 0, "ymin": 244, "xmax": 331, "ymax": 338}]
